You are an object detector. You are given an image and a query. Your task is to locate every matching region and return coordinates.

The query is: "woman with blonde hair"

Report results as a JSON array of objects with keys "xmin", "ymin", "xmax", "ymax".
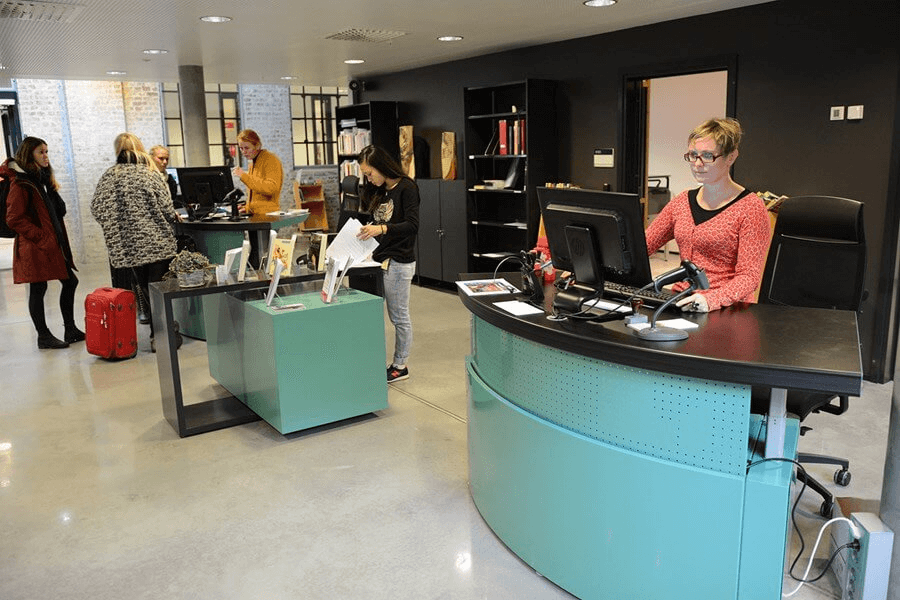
[
  {"xmin": 232, "ymin": 129, "xmax": 283, "ymax": 215},
  {"xmin": 645, "ymin": 117, "xmax": 770, "ymax": 313},
  {"xmin": 91, "ymin": 132, "xmax": 178, "ymax": 345},
  {"xmin": 0, "ymin": 136, "xmax": 83, "ymax": 349}
]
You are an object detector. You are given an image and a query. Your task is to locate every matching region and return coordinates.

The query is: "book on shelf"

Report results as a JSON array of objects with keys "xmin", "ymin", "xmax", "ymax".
[
  {"xmin": 512, "ymin": 120, "xmax": 520, "ymax": 155},
  {"xmin": 338, "ymin": 128, "xmax": 372, "ymax": 155},
  {"xmin": 498, "ymin": 120, "xmax": 508, "ymax": 155}
]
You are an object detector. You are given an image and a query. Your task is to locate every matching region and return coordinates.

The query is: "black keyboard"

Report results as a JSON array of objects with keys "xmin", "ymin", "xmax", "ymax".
[{"xmin": 602, "ymin": 282, "xmax": 676, "ymax": 307}]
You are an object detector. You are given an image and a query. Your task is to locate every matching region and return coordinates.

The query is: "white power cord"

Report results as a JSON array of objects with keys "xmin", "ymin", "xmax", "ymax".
[{"xmin": 783, "ymin": 516, "xmax": 861, "ymax": 597}]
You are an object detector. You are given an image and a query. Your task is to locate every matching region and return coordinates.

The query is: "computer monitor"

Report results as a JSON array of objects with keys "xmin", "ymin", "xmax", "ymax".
[
  {"xmin": 537, "ymin": 187, "xmax": 652, "ymax": 306},
  {"xmin": 176, "ymin": 166, "xmax": 235, "ymax": 217}
]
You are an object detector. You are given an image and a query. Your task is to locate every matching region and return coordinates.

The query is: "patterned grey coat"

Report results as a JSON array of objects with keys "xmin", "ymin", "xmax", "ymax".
[{"xmin": 91, "ymin": 163, "xmax": 178, "ymax": 269}]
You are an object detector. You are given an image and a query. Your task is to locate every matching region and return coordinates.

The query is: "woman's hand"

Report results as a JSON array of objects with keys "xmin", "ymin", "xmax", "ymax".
[
  {"xmin": 357, "ymin": 224, "xmax": 386, "ymax": 241},
  {"xmin": 232, "ymin": 166, "xmax": 245, "ymax": 178},
  {"xmin": 675, "ymin": 293, "xmax": 709, "ymax": 313}
]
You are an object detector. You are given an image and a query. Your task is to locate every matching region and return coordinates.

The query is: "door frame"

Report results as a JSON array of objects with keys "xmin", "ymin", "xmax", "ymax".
[{"xmin": 619, "ymin": 55, "xmax": 738, "ymax": 196}]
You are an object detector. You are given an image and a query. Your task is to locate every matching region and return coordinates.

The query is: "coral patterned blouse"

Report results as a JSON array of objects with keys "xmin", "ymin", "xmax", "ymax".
[{"xmin": 645, "ymin": 188, "xmax": 771, "ymax": 311}]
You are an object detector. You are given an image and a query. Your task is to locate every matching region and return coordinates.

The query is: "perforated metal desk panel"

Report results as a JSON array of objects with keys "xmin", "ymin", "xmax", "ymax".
[{"xmin": 459, "ymin": 279, "xmax": 860, "ymax": 600}]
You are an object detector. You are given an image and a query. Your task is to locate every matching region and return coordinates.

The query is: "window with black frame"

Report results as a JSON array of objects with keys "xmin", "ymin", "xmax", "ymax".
[{"xmin": 290, "ymin": 86, "xmax": 350, "ymax": 167}]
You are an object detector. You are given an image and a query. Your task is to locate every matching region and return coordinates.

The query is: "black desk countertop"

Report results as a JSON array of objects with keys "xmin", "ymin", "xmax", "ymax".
[
  {"xmin": 177, "ymin": 212, "xmax": 307, "ymax": 232},
  {"xmin": 458, "ymin": 273, "xmax": 862, "ymax": 397}
]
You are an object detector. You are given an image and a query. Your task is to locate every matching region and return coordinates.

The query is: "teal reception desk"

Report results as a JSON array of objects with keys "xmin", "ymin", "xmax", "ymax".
[
  {"xmin": 459, "ymin": 281, "xmax": 862, "ymax": 600},
  {"xmin": 203, "ymin": 284, "xmax": 388, "ymax": 435}
]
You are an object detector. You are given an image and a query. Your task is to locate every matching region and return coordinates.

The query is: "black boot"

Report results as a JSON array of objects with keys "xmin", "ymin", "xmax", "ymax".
[
  {"xmin": 64, "ymin": 325, "xmax": 86, "ymax": 344},
  {"xmin": 37, "ymin": 333, "xmax": 69, "ymax": 349}
]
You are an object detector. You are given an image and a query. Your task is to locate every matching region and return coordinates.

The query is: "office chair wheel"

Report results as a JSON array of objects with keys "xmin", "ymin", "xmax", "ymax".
[
  {"xmin": 819, "ymin": 499, "xmax": 835, "ymax": 519},
  {"xmin": 834, "ymin": 468, "xmax": 851, "ymax": 486}
]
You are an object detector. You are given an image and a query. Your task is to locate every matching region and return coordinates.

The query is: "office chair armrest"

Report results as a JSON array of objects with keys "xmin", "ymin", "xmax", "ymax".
[{"xmin": 815, "ymin": 394, "xmax": 849, "ymax": 416}]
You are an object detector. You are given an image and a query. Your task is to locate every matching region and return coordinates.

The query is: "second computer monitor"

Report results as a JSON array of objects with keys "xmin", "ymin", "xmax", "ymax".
[
  {"xmin": 176, "ymin": 166, "xmax": 235, "ymax": 210},
  {"xmin": 537, "ymin": 187, "xmax": 652, "ymax": 291}
]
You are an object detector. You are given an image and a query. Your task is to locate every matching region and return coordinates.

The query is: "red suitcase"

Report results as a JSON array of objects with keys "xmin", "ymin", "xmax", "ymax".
[{"xmin": 85, "ymin": 287, "xmax": 138, "ymax": 359}]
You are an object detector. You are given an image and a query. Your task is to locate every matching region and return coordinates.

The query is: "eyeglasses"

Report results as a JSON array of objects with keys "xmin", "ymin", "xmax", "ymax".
[{"xmin": 684, "ymin": 151, "xmax": 723, "ymax": 165}]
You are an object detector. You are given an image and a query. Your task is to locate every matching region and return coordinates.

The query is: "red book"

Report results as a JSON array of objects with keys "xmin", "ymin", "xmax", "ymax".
[{"xmin": 498, "ymin": 120, "xmax": 508, "ymax": 155}]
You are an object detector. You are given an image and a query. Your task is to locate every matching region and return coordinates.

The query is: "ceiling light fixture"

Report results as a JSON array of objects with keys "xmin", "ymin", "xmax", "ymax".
[
  {"xmin": 344, "ymin": 59, "xmax": 365, "ymax": 64},
  {"xmin": 437, "ymin": 35, "xmax": 464, "ymax": 42},
  {"xmin": 106, "ymin": 70, "xmax": 126, "ymax": 76},
  {"xmin": 200, "ymin": 15, "xmax": 232, "ymax": 23},
  {"xmin": 142, "ymin": 49, "xmax": 168, "ymax": 55},
  {"xmin": 280, "ymin": 76, "xmax": 297, "ymax": 80},
  {"xmin": 583, "ymin": 0, "xmax": 617, "ymax": 6}
]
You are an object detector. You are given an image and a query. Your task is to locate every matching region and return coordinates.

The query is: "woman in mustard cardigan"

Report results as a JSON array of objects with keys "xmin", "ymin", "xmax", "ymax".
[{"xmin": 232, "ymin": 129, "xmax": 283, "ymax": 215}]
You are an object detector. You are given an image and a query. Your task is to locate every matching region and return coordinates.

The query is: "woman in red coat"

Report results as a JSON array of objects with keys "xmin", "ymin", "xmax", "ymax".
[{"xmin": 0, "ymin": 136, "xmax": 83, "ymax": 349}]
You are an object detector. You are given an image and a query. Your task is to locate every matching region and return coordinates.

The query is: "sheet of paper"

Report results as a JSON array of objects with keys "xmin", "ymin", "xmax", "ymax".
[
  {"xmin": 628, "ymin": 318, "xmax": 699, "ymax": 331},
  {"xmin": 325, "ymin": 217, "xmax": 379, "ymax": 263},
  {"xmin": 494, "ymin": 300, "xmax": 544, "ymax": 316},
  {"xmin": 582, "ymin": 298, "xmax": 632, "ymax": 313}
]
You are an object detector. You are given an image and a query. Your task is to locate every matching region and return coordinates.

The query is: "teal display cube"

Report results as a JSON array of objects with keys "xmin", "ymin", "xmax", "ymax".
[{"xmin": 205, "ymin": 288, "xmax": 388, "ymax": 434}]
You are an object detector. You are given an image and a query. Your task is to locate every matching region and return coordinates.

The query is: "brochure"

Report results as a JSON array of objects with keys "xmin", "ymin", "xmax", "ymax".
[{"xmin": 456, "ymin": 278, "xmax": 520, "ymax": 296}]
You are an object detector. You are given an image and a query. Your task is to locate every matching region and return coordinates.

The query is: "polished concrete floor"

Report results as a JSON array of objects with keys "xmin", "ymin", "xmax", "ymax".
[{"xmin": 0, "ymin": 250, "xmax": 893, "ymax": 600}]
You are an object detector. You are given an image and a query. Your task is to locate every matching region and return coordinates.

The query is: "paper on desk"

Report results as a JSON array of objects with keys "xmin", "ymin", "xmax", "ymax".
[
  {"xmin": 582, "ymin": 298, "xmax": 632, "ymax": 313},
  {"xmin": 628, "ymin": 318, "xmax": 699, "ymax": 331},
  {"xmin": 325, "ymin": 217, "xmax": 379, "ymax": 263},
  {"xmin": 494, "ymin": 300, "xmax": 545, "ymax": 316},
  {"xmin": 266, "ymin": 208, "xmax": 308, "ymax": 216}
]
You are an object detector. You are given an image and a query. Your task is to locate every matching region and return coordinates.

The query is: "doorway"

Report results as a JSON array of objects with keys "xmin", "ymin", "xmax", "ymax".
[{"xmin": 620, "ymin": 57, "xmax": 736, "ymax": 258}]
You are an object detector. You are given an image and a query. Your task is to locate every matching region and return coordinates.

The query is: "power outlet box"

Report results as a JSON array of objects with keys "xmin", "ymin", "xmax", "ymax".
[{"xmin": 829, "ymin": 512, "xmax": 893, "ymax": 600}]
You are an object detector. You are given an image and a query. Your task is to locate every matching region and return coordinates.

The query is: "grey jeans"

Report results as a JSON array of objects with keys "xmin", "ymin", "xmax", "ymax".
[{"xmin": 382, "ymin": 259, "xmax": 415, "ymax": 366}]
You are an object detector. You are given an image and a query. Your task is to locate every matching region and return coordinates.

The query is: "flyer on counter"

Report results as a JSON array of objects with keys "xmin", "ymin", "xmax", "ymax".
[{"xmin": 456, "ymin": 278, "xmax": 520, "ymax": 296}]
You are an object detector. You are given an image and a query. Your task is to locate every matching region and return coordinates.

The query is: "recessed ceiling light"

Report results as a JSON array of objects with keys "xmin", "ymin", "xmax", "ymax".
[
  {"xmin": 200, "ymin": 15, "xmax": 232, "ymax": 23},
  {"xmin": 437, "ymin": 35, "xmax": 464, "ymax": 42},
  {"xmin": 142, "ymin": 49, "xmax": 168, "ymax": 55},
  {"xmin": 583, "ymin": 0, "xmax": 617, "ymax": 6},
  {"xmin": 344, "ymin": 59, "xmax": 365, "ymax": 65},
  {"xmin": 106, "ymin": 70, "xmax": 126, "ymax": 76},
  {"xmin": 280, "ymin": 76, "xmax": 297, "ymax": 80}
]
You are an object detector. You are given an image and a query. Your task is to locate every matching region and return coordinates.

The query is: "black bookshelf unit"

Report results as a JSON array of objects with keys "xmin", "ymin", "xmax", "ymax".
[
  {"xmin": 464, "ymin": 80, "xmax": 557, "ymax": 273},
  {"xmin": 336, "ymin": 101, "xmax": 400, "ymax": 177}
]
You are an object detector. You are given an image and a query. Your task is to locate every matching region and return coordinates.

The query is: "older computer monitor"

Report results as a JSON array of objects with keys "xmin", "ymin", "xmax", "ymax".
[
  {"xmin": 537, "ymin": 187, "xmax": 652, "ymax": 294},
  {"xmin": 176, "ymin": 166, "xmax": 234, "ymax": 218}
]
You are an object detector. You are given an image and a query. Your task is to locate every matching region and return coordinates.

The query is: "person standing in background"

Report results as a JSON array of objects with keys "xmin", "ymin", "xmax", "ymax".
[
  {"xmin": 149, "ymin": 145, "xmax": 179, "ymax": 203},
  {"xmin": 232, "ymin": 129, "xmax": 283, "ymax": 215},
  {"xmin": 91, "ymin": 132, "xmax": 178, "ymax": 344},
  {"xmin": 0, "ymin": 136, "xmax": 84, "ymax": 349},
  {"xmin": 355, "ymin": 145, "xmax": 420, "ymax": 383}
]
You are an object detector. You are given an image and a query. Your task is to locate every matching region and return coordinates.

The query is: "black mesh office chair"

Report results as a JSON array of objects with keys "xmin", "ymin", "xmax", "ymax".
[{"xmin": 751, "ymin": 195, "xmax": 867, "ymax": 518}]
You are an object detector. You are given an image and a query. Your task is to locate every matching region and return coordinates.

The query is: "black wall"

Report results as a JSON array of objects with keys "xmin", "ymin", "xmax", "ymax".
[{"xmin": 361, "ymin": 0, "xmax": 900, "ymax": 381}]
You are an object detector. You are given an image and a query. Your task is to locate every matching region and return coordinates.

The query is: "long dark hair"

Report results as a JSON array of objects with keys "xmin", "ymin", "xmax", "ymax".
[
  {"xmin": 358, "ymin": 145, "xmax": 411, "ymax": 211},
  {"xmin": 14, "ymin": 136, "xmax": 59, "ymax": 190}
]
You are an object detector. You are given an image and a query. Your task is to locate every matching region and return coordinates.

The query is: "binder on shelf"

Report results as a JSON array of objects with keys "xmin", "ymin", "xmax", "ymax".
[
  {"xmin": 498, "ymin": 120, "xmax": 508, "ymax": 155},
  {"xmin": 512, "ymin": 120, "xmax": 520, "ymax": 155}
]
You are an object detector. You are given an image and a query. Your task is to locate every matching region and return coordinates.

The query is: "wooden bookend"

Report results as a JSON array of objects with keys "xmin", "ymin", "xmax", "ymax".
[
  {"xmin": 400, "ymin": 125, "xmax": 415, "ymax": 178},
  {"xmin": 441, "ymin": 131, "xmax": 457, "ymax": 180}
]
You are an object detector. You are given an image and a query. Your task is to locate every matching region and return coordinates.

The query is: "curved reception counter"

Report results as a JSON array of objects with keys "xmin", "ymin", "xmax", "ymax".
[{"xmin": 459, "ymin": 280, "xmax": 861, "ymax": 600}]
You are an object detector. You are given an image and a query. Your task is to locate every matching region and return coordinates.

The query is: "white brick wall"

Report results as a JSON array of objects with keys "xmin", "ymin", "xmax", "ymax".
[
  {"xmin": 238, "ymin": 84, "xmax": 294, "ymax": 210},
  {"xmin": 13, "ymin": 78, "xmax": 297, "ymax": 260}
]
